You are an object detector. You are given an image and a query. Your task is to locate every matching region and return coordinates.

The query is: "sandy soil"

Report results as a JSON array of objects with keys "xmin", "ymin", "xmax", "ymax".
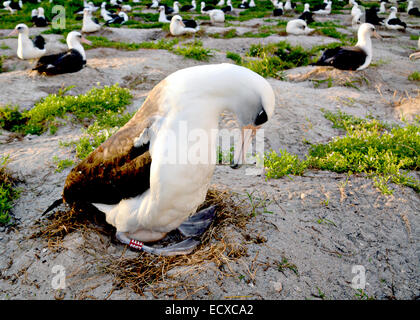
[{"xmin": 0, "ymin": 9, "xmax": 419, "ymax": 300}]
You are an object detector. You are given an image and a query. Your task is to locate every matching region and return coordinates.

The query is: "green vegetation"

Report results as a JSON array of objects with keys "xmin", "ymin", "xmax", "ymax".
[
  {"xmin": 264, "ymin": 149, "xmax": 308, "ymax": 179},
  {"xmin": 69, "ymin": 110, "xmax": 134, "ymax": 160},
  {"xmin": 0, "ymin": 84, "xmax": 132, "ymax": 135},
  {"xmin": 263, "ymin": 111, "xmax": 420, "ymax": 194},
  {"xmin": 277, "ymin": 257, "xmax": 299, "ymax": 276},
  {"xmin": 408, "ymin": 71, "xmax": 420, "ymax": 82},
  {"xmin": 0, "ymin": 55, "xmax": 5, "ymax": 73},
  {"xmin": 173, "ymin": 40, "xmax": 213, "ymax": 61},
  {"xmin": 354, "ymin": 289, "xmax": 375, "ymax": 300},
  {"xmin": 226, "ymin": 51, "xmax": 242, "ymax": 64},
  {"xmin": 84, "ymin": 36, "xmax": 178, "ymax": 51},
  {"xmin": 0, "ymin": 156, "xmax": 19, "ymax": 226},
  {"xmin": 239, "ymin": 41, "xmax": 315, "ymax": 79},
  {"xmin": 244, "ymin": 190, "xmax": 273, "ymax": 217},
  {"xmin": 52, "ymin": 156, "xmax": 74, "ymax": 173}
]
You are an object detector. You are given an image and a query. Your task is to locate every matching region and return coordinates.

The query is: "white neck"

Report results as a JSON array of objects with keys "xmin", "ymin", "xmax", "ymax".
[
  {"xmin": 407, "ymin": 1, "xmax": 413, "ymax": 11},
  {"xmin": 68, "ymin": 40, "xmax": 86, "ymax": 61},
  {"xmin": 356, "ymin": 30, "xmax": 372, "ymax": 58}
]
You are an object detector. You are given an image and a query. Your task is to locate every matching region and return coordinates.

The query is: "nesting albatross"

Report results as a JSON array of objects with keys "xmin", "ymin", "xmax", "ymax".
[
  {"xmin": 314, "ymin": 23, "xmax": 381, "ymax": 71},
  {"xmin": 44, "ymin": 64, "xmax": 275, "ymax": 256}
]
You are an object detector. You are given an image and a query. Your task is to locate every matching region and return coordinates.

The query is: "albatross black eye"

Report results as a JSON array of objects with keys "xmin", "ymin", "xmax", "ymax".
[{"xmin": 255, "ymin": 108, "xmax": 268, "ymax": 126}]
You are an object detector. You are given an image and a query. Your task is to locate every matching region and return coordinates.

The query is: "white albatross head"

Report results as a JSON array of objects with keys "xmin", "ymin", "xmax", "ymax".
[
  {"xmin": 163, "ymin": 63, "xmax": 275, "ymax": 168},
  {"xmin": 66, "ymin": 31, "xmax": 92, "ymax": 61},
  {"xmin": 8, "ymin": 23, "xmax": 29, "ymax": 37}
]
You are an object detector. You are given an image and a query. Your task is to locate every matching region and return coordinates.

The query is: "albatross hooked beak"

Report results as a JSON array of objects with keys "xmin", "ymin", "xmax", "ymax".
[
  {"xmin": 409, "ymin": 52, "xmax": 420, "ymax": 60},
  {"xmin": 8, "ymin": 29, "xmax": 18, "ymax": 37},
  {"xmin": 372, "ymin": 30, "xmax": 382, "ymax": 41},
  {"xmin": 231, "ymin": 124, "xmax": 260, "ymax": 169},
  {"xmin": 81, "ymin": 36, "xmax": 92, "ymax": 45}
]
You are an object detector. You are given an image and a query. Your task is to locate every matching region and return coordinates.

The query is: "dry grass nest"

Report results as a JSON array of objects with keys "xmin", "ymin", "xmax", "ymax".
[
  {"xmin": 31, "ymin": 188, "xmax": 255, "ymax": 297},
  {"xmin": 287, "ymin": 66, "xmax": 385, "ymax": 90}
]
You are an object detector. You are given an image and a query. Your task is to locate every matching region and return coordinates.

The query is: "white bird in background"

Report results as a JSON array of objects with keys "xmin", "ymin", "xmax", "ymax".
[
  {"xmin": 173, "ymin": 1, "xmax": 180, "ymax": 14},
  {"xmin": 8, "ymin": 23, "xmax": 46, "ymax": 60},
  {"xmin": 286, "ymin": 19, "xmax": 315, "ymax": 35},
  {"xmin": 170, "ymin": 15, "xmax": 199, "ymax": 35},
  {"xmin": 208, "ymin": 9, "xmax": 225, "ymax": 24},
  {"xmin": 314, "ymin": 23, "xmax": 382, "ymax": 71},
  {"xmin": 249, "ymin": 0, "xmax": 256, "ymax": 8},
  {"xmin": 314, "ymin": 0, "xmax": 331, "ymax": 14},
  {"xmin": 379, "ymin": 1, "xmax": 386, "ymax": 14},
  {"xmin": 284, "ymin": 0, "xmax": 294, "ymax": 11},
  {"xmin": 82, "ymin": 8, "xmax": 101, "ymax": 32},
  {"xmin": 385, "ymin": 6, "xmax": 407, "ymax": 30},
  {"xmin": 158, "ymin": 5, "xmax": 171, "ymax": 23},
  {"xmin": 351, "ymin": 2, "xmax": 363, "ymax": 26},
  {"xmin": 217, "ymin": 0, "xmax": 224, "ymax": 6}
]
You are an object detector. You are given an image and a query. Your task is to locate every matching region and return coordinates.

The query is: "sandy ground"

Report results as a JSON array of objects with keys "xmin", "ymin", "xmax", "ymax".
[{"xmin": 0, "ymin": 9, "xmax": 419, "ymax": 300}]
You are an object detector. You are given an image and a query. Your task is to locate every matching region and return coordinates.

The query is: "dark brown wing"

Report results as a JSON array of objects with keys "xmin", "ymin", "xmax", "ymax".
[{"xmin": 63, "ymin": 80, "xmax": 167, "ymax": 206}]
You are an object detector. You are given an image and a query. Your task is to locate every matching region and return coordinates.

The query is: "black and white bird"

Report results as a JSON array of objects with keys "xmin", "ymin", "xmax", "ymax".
[
  {"xmin": 158, "ymin": 5, "xmax": 172, "ymax": 22},
  {"xmin": 101, "ymin": 2, "xmax": 118, "ymax": 22},
  {"xmin": 286, "ymin": 19, "xmax": 314, "ymax": 35},
  {"xmin": 31, "ymin": 8, "xmax": 38, "ymax": 23},
  {"xmin": 3, "ymin": 0, "xmax": 22, "ymax": 12},
  {"xmin": 82, "ymin": 8, "xmax": 101, "ymax": 32},
  {"xmin": 161, "ymin": 3, "xmax": 175, "ymax": 14},
  {"xmin": 407, "ymin": 1, "xmax": 420, "ymax": 16},
  {"xmin": 33, "ymin": 7, "xmax": 48, "ymax": 27},
  {"xmin": 47, "ymin": 63, "xmax": 275, "ymax": 256},
  {"xmin": 284, "ymin": 0, "xmax": 296, "ymax": 11},
  {"xmin": 314, "ymin": 23, "xmax": 382, "ymax": 71},
  {"xmin": 299, "ymin": 3, "xmax": 315, "ymax": 24},
  {"xmin": 201, "ymin": 1, "xmax": 215, "ymax": 11},
  {"xmin": 169, "ymin": 15, "xmax": 199, "ymax": 35},
  {"xmin": 273, "ymin": 1, "xmax": 283, "ymax": 16},
  {"xmin": 378, "ymin": 1, "xmax": 387, "ymax": 14},
  {"xmin": 385, "ymin": 6, "xmax": 407, "ymax": 30},
  {"xmin": 351, "ymin": 2, "xmax": 363, "ymax": 26},
  {"xmin": 105, "ymin": 11, "xmax": 129, "ymax": 25},
  {"xmin": 8, "ymin": 24, "xmax": 46, "ymax": 60},
  {"xmin": 313, "ymin": 0, "xmax": 331, "ymax": 14},
  {"xmin": 365, "ymin": 6, "xmax": 384, "ymax": 25},
  {"xmin": 221, "ymin": 0, "xmax": 233, "ymax": 12},
  {"xmin": 147, "ymin": 0, "xmax": 160, "ymax": 9},
  {"xmin": 33, "ymin": 31, "xmax": 92, "ymax": 75},
  {"xmin": 162, "ymin": 8, "xmax": 198, "ymax": 28},
  {"xmin": 180, "ymin": 0, "xmax": 196, "ymax": 11},
  {"xmin": 312, "ymin": 0, "xmax": 328, "ymax": 12},
  {"xmin": 238, "ymin": 0, "xmax": 249, "ymax": 9}
]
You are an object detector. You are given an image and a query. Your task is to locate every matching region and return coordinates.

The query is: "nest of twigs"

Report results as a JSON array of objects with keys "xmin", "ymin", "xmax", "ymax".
[
  {"xmin": 31, "ymin": 188, "xmax": 252, "ymax": 296},
  {"xmin": 287, "ymin": 66, "xmax": 384, "ymax": 90}
]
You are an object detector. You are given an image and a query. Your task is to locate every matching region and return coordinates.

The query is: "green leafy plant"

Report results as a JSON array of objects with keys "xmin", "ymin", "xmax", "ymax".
[
  {"xmin": 0, "ymin": 156, "xmax": 19, "ymax": 225},
  {"xmin": 408, "ymin": 71, "xmax": 420, "ymax": 82},
  {"xmin": 264, "ymin": 149, "xmax": 308, "ymax": 180},
  {"xmin": 173, "ymin": 40, "xmax": 213, "ymax": 61},
  {"xmin": 52, "ymin": 156, "xmax": 74, "ymax": 173},
  {"xmin": 0, "ymin": 84, "xmax": 132, "ymax": 135}
]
